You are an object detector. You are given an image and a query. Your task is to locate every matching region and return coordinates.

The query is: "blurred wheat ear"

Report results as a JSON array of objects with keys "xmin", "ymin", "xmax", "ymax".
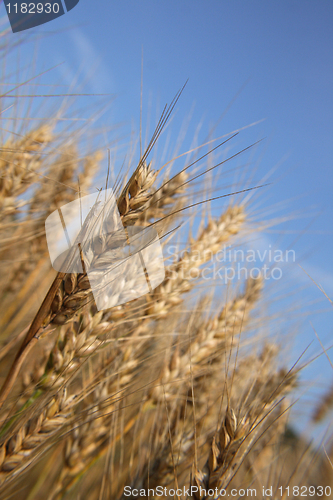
[{"xmin": 0, "ymin": 61, "xmax": 332, "ymax": 499}]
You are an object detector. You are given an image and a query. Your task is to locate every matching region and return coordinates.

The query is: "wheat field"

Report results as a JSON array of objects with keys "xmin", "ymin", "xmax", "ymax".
[{"xmin": 0, "ymin": 33, "xmax": 332, "ymax": 500}]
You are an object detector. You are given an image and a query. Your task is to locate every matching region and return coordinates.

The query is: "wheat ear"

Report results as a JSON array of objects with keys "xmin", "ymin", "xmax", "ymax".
[
  {"xmin": 36, "ymin": 206, "xmax": 248, "ymax": 497},
  {"xmin": 0, "ymin": 125, "xmax": 53, "ymax": 218}
]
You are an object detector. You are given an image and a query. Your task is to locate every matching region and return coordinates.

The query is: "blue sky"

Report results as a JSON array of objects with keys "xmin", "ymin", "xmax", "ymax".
[{"xmin": 1, "ymin": 1, "xmax": 332, "ymax": 437}]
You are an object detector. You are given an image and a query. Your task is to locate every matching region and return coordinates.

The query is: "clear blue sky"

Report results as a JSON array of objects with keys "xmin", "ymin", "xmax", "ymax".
[{"xmin": 1, "ymin": 1, "xmax": 332, "ymax": 436}]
